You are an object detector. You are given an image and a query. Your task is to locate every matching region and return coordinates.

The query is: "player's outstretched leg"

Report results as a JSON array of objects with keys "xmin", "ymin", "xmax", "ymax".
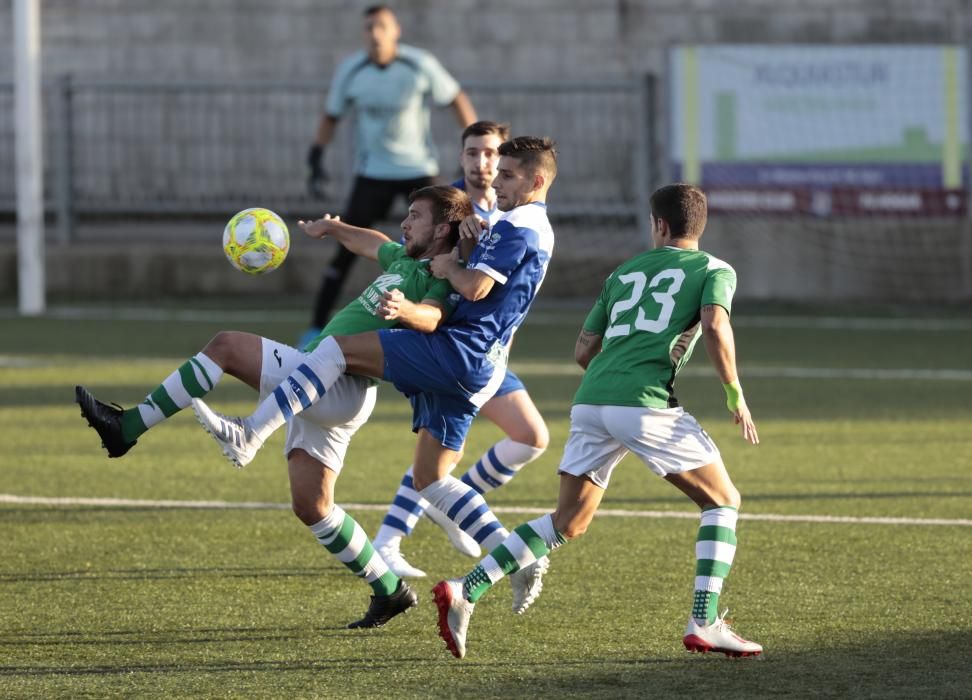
[
  {"xmin": 192, "ymin": 398, "xmax": 264, "ymax": 469},
  {"xmin": 75, "ymin": 352, "xmax": 225, "ymax": 458},
  {"xmin": 681, "ymin": 506, "xmax": 762, "ymax": 657}
]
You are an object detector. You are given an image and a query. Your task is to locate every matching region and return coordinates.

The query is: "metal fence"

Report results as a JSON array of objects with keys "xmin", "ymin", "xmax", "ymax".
[{"xmin": 0, "ymin": 76, "xmax": 655, "ymax": 243}]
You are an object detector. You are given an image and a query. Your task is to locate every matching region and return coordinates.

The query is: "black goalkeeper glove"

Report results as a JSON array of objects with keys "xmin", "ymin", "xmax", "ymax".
[{"xmin": 306, "ymin": 144, "xmax": 328, "ymax": 200}]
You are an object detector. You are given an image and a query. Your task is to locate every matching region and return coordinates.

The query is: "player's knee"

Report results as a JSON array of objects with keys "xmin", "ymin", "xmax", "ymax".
[
  {"xmin": 201, "ymin": 331, "xmax": 236, "ymax": 366},
  {"xmin": 530, "ymin": 421, "xmax": 550, "ymax": 451},
  {"xmin": 705, "ymin": 485, "xmax": 741, "ymax": 510},
  {"xmin": 726, "ymin": 487, "xmax": 742, "ymax": 510},
  {"xmin": 291, "ymin": 492, "xmax": 334, "ymax": 526},
  {"xmin": 410, "ymin": 472, "xmax": 434, "ymax": 492},
  {"xmin": 552, "ymin": 511, "xmax": 589, "ymax": 540}
]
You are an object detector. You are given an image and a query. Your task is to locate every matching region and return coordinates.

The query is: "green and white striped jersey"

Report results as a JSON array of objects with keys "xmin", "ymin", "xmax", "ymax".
[{"xmin": 574, "ymin": 246, "xmax": 736, "ymax": 409}]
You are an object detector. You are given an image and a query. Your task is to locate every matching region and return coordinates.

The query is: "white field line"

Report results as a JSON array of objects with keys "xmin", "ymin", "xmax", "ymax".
[
  {"xmin": 1, "ymin": 494, "xmax": 968, "ymax": 527},
  {"xmin": 505, "ymin": 362, "xmax": 972, "ymax": 381},
  {"xmin": 1, "ymin": 354, "xmax": 970, "ymax": 381},
  {"xmin": 1, "ymin": 306, "xmax": 971, "ymax": 331}
]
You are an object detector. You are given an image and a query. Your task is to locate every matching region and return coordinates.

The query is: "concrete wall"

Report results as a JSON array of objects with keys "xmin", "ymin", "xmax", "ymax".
[
  {"xmin": 2, "ymin": 1, "xmax": 971, "ymax": 303},
  {"xmin": 3, "ymin": 1, "xmax": 971, "ymax": 83}
]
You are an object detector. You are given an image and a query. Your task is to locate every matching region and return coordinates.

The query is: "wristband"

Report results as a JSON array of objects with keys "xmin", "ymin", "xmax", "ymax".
[{"xmin": 723, "ymin": 379, "xmax": 744, "ymax": 412}]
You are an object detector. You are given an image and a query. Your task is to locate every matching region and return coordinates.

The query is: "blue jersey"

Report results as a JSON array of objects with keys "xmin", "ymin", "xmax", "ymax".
[
  {"xmin": 439, "ymin": 202, "xmax": 554, "ymax": 376},
  {"xmin": 326, "ymin": 44, "xmax": 461, "ymax": 180},
  {"xmin": 451, "ymin": 178, "xmax": 501, "ymax": 227}
]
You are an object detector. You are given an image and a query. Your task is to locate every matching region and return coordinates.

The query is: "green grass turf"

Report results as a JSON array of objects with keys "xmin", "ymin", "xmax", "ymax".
[{"xmin": 1, "ymin": 308, "xmax": 970, "ymax": 698}]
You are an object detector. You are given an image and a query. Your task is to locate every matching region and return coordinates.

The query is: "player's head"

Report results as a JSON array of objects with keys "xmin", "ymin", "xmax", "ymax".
[
  {"xmin": 402, "ymin": 185, "xmax": 473, "ymax": 257},
  {"xmin": 649, "ymin": 183, "xmax": 708, "ymax": 246},
  {"xmin": 493, "ymin": 136, "xmax": 558, "ymax": 211},
  {"xmin": 363, "ymin": 5, "xmax": 400, "ymax": 63},
  {"xmin": 460, "ymin": 121, "xmax": 510, "ymax": 192}
]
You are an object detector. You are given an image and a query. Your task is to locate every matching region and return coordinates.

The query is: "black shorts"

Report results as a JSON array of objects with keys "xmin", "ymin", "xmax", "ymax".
[{"xmin": 343, "ymin": 175, "xmax": 438, "ymax": 228}]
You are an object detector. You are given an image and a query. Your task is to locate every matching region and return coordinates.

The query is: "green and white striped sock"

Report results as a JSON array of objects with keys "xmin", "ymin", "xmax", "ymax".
[
  {"xmin": 310, "ymin": 505, "xmax": 399, "ymax": 597},
  {"xmin": 692, "ymin": 505, "xmax": 738, "ymax": 624},
  {"xmin": 463, "ymin": 514, "xmax": 566, "ymax": 603},
  {"xmin": 120, "ymin": 352, "xmax": 223, "ymax": 442}
]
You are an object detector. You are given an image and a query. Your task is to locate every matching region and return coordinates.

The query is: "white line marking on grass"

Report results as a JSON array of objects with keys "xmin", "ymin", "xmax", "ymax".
[
  {"xmin": 2, "ymin": 354, "xmax": 969, "ymax": 381},
  {"xmin": 507, "ymin": 361, "xmax": 972, "ymax": 381},
  {"xmin": 2, "ymin": 494, "xmax": 968, "ymax": 527},
  {"xmin": 2, "ymin": 306, "xmax": 971, "ymax": 331}
]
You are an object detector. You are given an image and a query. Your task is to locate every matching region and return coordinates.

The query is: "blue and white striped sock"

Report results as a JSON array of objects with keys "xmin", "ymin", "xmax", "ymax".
[
  {"xmin": 420, "ymin": 476, "xmax": 509, "ymax": 550},
  {"xmin": 248, "ymin": 336, "xmax": 346, "ymax": 442},
  {"xmin": 374, "ymin": 466, "xmax": 428, "ymax": 545},
  {"xmin": 460, "ymin": 438, "xmax": 545, "ymax": 494}
]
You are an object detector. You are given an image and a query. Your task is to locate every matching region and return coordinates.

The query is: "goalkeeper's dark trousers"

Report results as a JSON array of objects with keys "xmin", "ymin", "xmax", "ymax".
[{"xmin": 310, "ymin": 175, "xmax": 437, "ymax": 329}]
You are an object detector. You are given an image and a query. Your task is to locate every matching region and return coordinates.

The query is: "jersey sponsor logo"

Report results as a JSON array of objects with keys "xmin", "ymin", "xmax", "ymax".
[
  {"xmin": 476, "ymin": 230, "xmax": 503, "ymax": 263},
  {"xmin": 358, "ymin": 273, "xmax": 404, "ymax": 316},
  {"xmin": 273, "ymin": 348, "xmax": 283, "ymax": 368}
]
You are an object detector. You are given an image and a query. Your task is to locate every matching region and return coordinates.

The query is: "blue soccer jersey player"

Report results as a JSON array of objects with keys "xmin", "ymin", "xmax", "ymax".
[
  {"xmin": 374, "ymin": 122, "xmax": 552, "ymax": 579},
  {"xmin": 195, "ymin": 136, "xmax": 560, "ymax": 614}
]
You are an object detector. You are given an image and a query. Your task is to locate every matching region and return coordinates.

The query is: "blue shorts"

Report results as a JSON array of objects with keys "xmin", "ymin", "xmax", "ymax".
[
  {"xmin": 495, "ymin": 368, "xmax": 525, "ymax": 397},
  {"xmin": 378, "ymin": 328, "xmax": 502, "ymax": 451}
]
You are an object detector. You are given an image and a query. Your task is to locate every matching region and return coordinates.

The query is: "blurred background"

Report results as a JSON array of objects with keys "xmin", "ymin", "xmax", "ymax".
[{"xmin": 2, "ymin": 0, "xmax": 971, "ymax": 307}]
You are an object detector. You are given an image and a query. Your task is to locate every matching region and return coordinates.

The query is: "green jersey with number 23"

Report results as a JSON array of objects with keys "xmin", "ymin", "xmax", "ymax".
[{"xmin": 574, "ymin": 246, "xmax": 736, "ymax": 409}]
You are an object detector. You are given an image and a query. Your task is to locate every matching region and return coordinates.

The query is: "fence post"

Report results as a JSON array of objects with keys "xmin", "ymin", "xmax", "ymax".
[
  {"xmin": 53, "ymin": 72, "xmax": 74, "ymax": 244},
  {"xmin": 635, "ymin": 73, "xmax": 656, "ymax": 246}
]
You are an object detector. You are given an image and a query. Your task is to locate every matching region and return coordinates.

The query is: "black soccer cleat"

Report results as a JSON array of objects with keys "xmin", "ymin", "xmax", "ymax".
[
  {"xmin": 75, "ymin": 385, "xmax": 137, "ymax": 458},
  {"xmin": 346, "ymin": 580, "xmax": 419, "ymax": 629}
]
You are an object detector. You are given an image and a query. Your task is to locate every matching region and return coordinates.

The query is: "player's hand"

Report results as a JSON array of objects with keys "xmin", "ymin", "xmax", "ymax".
[
  {"xmin": 458, "ymin": 214, "xmax": 487, "ymax": 242},
  {"xmin": 377, "ymin": 288, "xmax": 406, "ymax": 320},
  {"xmin": 298, "ymin": 214, "xmax": 341, "ymax": 239},
  {"xmin": 430, "ymin": 247, "xmax": 460, "ymax": 279},
  {"xmin": 306, "ymin": 144, "xmax": 329, "ymax": 200},
  {"xmin": 732, "ymin": 399, "xmax": 759, "ymax": 445}
]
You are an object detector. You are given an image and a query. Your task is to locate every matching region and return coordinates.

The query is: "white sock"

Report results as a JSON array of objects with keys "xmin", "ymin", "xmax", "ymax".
[
  {"xmin": 248, "ymin": 336, "xmax": 346, "ymax": 442},
  {"xmin": 460, "ymin": 438, "xmax": 545, "ymax": 493},
  {"xmin": 419, "ymin": 476, "xmax": 509, "ymax": 550}
]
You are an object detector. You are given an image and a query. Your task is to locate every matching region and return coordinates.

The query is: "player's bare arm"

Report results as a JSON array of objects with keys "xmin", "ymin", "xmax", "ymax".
[
  {"xmin": 377, "ymin": 290, "xmax": 447, "ymax": 333},
  {"xmin": 574, "ymin": 329, "xmax": 603, "ymax": 369},
  {"xmin": 298, "ymin": 216, "xmax": 391, "ymax": 261},
  {"xmin": 314, "ymin": 114, "xmax": 339, "ymax": 147},
  {"xmin": 457, "ymin": 215, "xmax": 486, "ymax": 263},
  {"xmin": 700, "ymin": 304, "xmax": 759, "ymax": 445},
  {"xmin": 429, "ymin": 248, "xmax": 495, "ymax": 301},
  {"xmin": 450, "ymin": 91, "xmax": 477, "ymax": 128}
]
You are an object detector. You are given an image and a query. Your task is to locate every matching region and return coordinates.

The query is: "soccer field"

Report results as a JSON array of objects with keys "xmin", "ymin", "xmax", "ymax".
[{"xmin": 1, "ymin": 306, "xmax": 970, "ymax": 698}]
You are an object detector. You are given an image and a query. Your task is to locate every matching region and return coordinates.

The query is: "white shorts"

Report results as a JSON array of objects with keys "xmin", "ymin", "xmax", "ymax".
[
  {"xmin": 259, "ymin": 338, "xmax": 377, "ymax": 473},
  {"xmin": 557, "ymin": 404, "xmax": 722, "ymax": 488}
]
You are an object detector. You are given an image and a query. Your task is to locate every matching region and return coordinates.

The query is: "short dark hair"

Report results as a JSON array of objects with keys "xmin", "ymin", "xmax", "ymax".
[
  {"xmin": 649, "ymin": 184, "xmax": 708, "ymax": 240},
  {"xmin": 461, "ymin": 120, "xmax": 511, "ymax": 147},
  {"xmin": 408, "ymin": 185, "xmax": 473, "ymax": 247},
  {"xmin": 363, "ymin": 5, "xmax": 394, "ymax": 18},
  {"xmin": 498, "ymin": 136, "xmax": 558, "ymax": 183}
]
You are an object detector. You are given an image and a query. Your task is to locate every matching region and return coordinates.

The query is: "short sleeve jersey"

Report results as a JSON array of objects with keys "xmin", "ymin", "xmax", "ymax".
[
  {"xmin": 573, "ymin": 246, "xmax": 736, "ymax": 409},
  {"xmin": 304, "ymin": 242, "xmax": 454, "ymax": 351},
  {"xmin": 326, "ymin": 44, "xmax": 461, "ymax": 180},
  {"xmin": 439, "ymin": 202, "xmax": 554, "ymax": 372}
]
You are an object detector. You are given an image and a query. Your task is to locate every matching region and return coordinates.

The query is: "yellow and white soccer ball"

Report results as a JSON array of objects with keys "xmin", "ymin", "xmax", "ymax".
[{"xmin": 222, "ymin": 208, "xmax": 290, "ymax": 275}]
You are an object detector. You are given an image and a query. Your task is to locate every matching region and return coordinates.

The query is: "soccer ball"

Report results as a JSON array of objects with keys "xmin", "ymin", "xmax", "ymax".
[{"xmin": 222, "ymin": 208, "xmax": 290, "ymax": 275}]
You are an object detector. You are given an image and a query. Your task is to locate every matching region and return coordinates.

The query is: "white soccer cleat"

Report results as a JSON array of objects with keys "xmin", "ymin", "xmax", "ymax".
[
  {"xmin": 424, "ymin": 505, "xmax": 481, "ymax": 558},
  {"xmin": 191, "ymin": 398, "xmax": 263, "ymax": 469},
  {"xmin": 432, "ymin": 578, "xmax": 474, "ymax": 659},
  {"xmin": 376, "ymin": 541, "xmax": 427, "ymax": 578},
  {"xmin": 509, "ymin": 555, "xmax": 549, "ymax": 614},
  {"xmin": 683, "ymin": 611, "xmax": 763, "ymax": 657}
]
